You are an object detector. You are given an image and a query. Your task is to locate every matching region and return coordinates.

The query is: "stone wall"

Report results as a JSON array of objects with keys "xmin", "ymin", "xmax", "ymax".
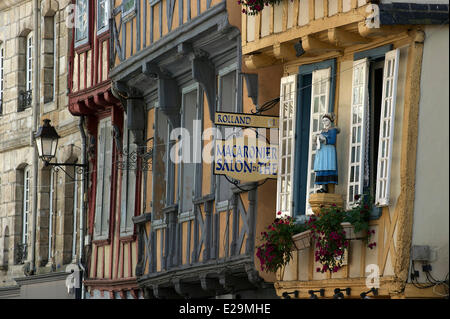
[{"xmin": 0, "ymin": 0, "xmax": 81, "ymax": 289}]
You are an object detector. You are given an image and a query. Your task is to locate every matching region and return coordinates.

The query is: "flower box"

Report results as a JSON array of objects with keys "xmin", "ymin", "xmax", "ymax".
[
  {"xmin": 341, "ymin": 222, "xmax": 365, "ymax": 240},
  {"xmin": 292, "ymin": 230, "xmax": 311, "ymax": 250}
]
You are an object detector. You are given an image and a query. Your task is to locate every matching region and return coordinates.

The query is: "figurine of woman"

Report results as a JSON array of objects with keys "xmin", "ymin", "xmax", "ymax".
[{"xmin": 313, "ymin": 113, "xmax": 340, "ymax": 193}]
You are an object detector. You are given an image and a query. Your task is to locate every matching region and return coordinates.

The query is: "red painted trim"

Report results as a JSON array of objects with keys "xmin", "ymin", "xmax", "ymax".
[
  {"xmin": 84, "ymin": 278, "xmax": 139, "ymax": 291},
  {"xmin": 129, "ymin": 242, "xmax": 133, "ymax": 278}
]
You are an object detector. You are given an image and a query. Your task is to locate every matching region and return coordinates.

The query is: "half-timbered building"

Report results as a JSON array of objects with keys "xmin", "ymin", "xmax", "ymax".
[
  {"xmin": 241, "ymin": 0, "xmax": 449, "ymax": 298},
  {"xmin": 108, "ymin": 0, "xmax": 286, "ymax": 298},
  {"xmin": 68, "ymin": 0, "xmax": 143, "ymax": 299}
]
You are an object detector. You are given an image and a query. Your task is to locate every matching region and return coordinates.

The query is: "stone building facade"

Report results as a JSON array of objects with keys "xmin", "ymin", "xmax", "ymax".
[{"xmin": 0, "ymin": 0, "xmax": 83, "ymax": 299}]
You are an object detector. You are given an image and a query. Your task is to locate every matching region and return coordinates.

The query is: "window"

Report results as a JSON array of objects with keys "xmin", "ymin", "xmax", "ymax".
[
  {"xmin": 122, "ymin": 0, "xmax": 136, "ymax": 18},
  {"xmin": 48, "ymin": 170, "xmax": 56, "ymax": 262},
  {"xmin": 216, "ymin": 66, "xmax": 238, "ymax": 204},
  {"xmin": 375, "ymin": 49, "xmax": 399, "ymax": 206},
  {"xmin": 20, "ymin": 166, "xmax": 31, "ymax": 263},
  {"xmin": 94, "ymin": 118, "xmax": 113, "ymax": 239},
  {"xmin": 75, "ymin": 0, "xmax": 89, "ymax": 47},
  {"xmin": 347, "ymin": 48, "xmax": 400, "ymax": 208},
  {"xmin": 97, "ymin": 0, "xmax": 109, "ymax": 34},
  {"xmin": 277, "ymin": 75, "xmax": 297, "ymax": 217},
  {"xmin": 0, "ymin": 43, "xmax": 4, "ymax": 115},
  {"xmin": 43, "ymin": 16, "xmax": 56, "ymax": 103},
  {"xmin": 120, "ymin": 116, "xmax": 137, "ymax": 235},
  {"xmin": 278, "ymin": 60, "xmax": 336, "ymax": 217},
  {"xmin": 305, "ymin": 68, "xmax": 331, "ymax": 214},
  {"xmin": 152, "ymin": 108, "xmax": 173, "ymax": 221},
  {"xmin": 72, "ymin": 176, "xmax": 80, "ymax": 260},
  {"xmin": 26, "ymin": 33, "xmax": 33, "ymax": 93},
  {"xmin": 179, "ymin": 85, "xmax": 202, "ymax": 216}
]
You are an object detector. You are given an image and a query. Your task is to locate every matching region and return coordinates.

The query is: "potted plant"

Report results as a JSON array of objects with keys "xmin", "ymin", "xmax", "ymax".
[
  {"xmin": 256, "ymin": 212, "xmax": 301, "ymax": 278},
  {"xmin": 307, "ymin": 204, "xmax": 349, "ymax": 273},
  {"xmin": 343, "ymin": 194, "xmax": 377, "ymax": 248}
]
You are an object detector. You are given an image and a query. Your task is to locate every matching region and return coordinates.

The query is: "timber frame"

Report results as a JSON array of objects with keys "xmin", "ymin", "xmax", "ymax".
[{"xmin": 109, "ymin": 1, "xmax": 276, "ymax": 298}]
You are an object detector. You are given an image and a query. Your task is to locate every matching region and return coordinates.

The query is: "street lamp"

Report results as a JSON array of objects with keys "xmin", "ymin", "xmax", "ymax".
[
  {"xmin": 35, "ymin": 119, "xmax": 60, "ymax": 164},
  {"xmin": 35, "ymin": 119, "xmax": 87, "ymax": 177}
]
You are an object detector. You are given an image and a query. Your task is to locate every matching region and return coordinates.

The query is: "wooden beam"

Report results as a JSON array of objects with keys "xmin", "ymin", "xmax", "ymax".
[
  {"xmin": 358, "ymin": 21, "xmax": 409, "ymax": 38},
  {"xmin": 301, "ymin": 35, "xmax": 342, "ymax": 55},
  {"xmin": 244, "ymin": 53, "xmax": 278, "ymax": 70},
  {"xmin": 328, "ymin": 27, "xmax": 369, "ymax": 46},
  {"xmin": 273, "ymin": 42, "xmax": 297, "ymax": 60}
]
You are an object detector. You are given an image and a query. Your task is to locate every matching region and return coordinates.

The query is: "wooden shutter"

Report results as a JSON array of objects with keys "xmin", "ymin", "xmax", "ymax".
[
  {"xmin": 376, "ymin": 49, "xmax": 400, "ymax": 206},
  {"xmin": 102, "ymin": 119, "xmax": 113, "ymax": 237},
  {"xmin": 94, "ymin": 122, "xmax": 106, "ymax": 238},
  {"xmin": 120, "ymin": 119, "xmax": 129, "ymax": 234},
  {"xmin": 277, "ymin": 75, "xmax": 297, "ymax": 217},
  {"xmin": 347, "ymin": 58, "xmax": 369, "ymax": 209},
  {"xmin": 305, "ymin": 67, "xmax": 331, "ymax": 214}
]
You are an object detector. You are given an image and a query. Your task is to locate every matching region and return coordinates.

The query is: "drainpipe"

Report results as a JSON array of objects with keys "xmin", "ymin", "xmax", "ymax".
[
  {"xmin": 78, "ymin": 116, "xmax": 87, "ymax": 299},
  {"xmin": 30, "ymin": 0, "xmax": 40, "ymax": 275}
]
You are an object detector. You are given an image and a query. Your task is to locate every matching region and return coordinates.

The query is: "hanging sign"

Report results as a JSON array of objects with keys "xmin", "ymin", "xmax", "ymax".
[
  {"xmin": 214, "ymin": 135, "xmax": 278, "ymax": 182},
  {"xmin": 215, "ymin": 112, "xmax": 279, "ymax": 128}
]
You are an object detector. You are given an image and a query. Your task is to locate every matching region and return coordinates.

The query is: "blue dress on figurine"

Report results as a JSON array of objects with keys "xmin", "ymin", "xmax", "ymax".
[{"xmin": 313, "ymin": 115, "xmax": 339, "ymax": 190}]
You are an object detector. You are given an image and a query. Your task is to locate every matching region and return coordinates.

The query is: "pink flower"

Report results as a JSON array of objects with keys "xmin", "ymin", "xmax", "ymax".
[
  {"xmin": 316, "ymin": 267, "xmax": 321, "ymax": 272},
  {"xmin": 277, "ymin": 211, "xmax": 282, "ymax": 215}
]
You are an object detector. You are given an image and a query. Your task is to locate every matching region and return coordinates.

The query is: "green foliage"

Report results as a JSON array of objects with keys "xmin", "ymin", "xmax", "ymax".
[{"xmin": 256, "ymin": 194, "xmax": 377, "ymax": 274}]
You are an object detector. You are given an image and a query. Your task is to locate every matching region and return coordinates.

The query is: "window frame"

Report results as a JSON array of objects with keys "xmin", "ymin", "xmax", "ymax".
[
  {"xmin": 120, "ymin": 115, "xmax": 137, "ymax": 237},
  {"xmin": 348, "ymin": 45, "xmax": 395, "ymax": 218},
  {"xmin": 22, "ymin": 166, "xmax": 31, "ymax": 245},
  {"xmin": 215, "ymin": 63, "xmax": 239, "ymax": 211},
  {"xmin": 26, "ymin": 33, "xmax": 33, "ymax": 93},
  {"xmin": 276, "ymin": 75, "xmax": 297, "ymax": 218},
  {"xmin": 178, "ymin": 83, "xmax": 203, "ymax": 221},
  {"xmin": 75, "ymin": 0, "xmax": 90, "ymax": 48},
  {"xmin": 288, "ymin": 59, "xmax": 336, "ymax": 218},
  {"xmin": 122, "ymin": 0, "xmax": 137, "ymax": 20},
  {"xmin": 93, "ymin": 117, "xmax": 113, "ymax": 241},
  {"xmin": 97, "ymin": 0, "xmax": 110, "ymax": 35}
]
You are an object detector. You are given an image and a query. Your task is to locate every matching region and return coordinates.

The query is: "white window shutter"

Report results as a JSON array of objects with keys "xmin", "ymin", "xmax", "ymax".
[
  {"xmin": 347, "ymin": 58, "xmax": 369, "ymax": 209},
  {"xmin": 305, "ymin": 67, "xmax": 331, "ymax": 215},
  {"xmin": 376, "ymin": 49, "xmax": 400, "ymax": 206},
  {"xmin": 277, "ymin": 75, "xmax": 297, "ymax": 217}
]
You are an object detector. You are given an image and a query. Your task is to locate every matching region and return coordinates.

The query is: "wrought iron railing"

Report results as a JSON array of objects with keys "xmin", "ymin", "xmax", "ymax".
[
  {"xmin": 116, "ymin": 137, "xmax": 153, "ymax": 171},
  {"xmin": 15, "ymin": 243, "xmax": 27, "ymax": 264},
  {"xmin": 18, "ymin": 90, "xmax": 32, "ymax": 111}
]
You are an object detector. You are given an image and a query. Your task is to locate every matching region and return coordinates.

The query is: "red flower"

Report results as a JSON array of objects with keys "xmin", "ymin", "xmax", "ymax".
[
  {"xmin": 354, "ymin": 194, "xmax": 360, "ymax": 200},
  {"xmin": 316, "ymin": 267, "xmax": 321, "ymax": 273},
  {"xmin": 277, "ymin": 211, "xmax": 282, "ymax": 215}
]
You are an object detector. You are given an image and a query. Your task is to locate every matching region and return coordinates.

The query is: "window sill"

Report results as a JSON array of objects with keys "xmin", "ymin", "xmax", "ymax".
[
  {"xmin": 92, "ymin": 238, "xmax": 110, "ymax": 246},
  {"xmin": 75, "ymin": 42, "xmax": 92, "ymax": 54},
  {"xmin": 119, "ymin": 234, "xmax": 136, "ymax": 242}
]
